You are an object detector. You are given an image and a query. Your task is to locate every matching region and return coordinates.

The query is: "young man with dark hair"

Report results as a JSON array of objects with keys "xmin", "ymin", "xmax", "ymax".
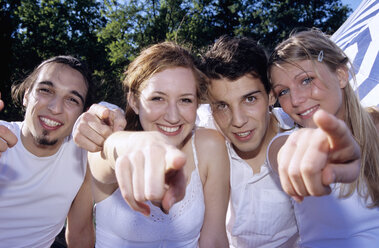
[
  {"xmin": 0, "ymin": 56, "xmax": 125, "ymax": 248},
  {"xmin": 199, "ymin": 36, "xmax": 299, "ymax": 247}
]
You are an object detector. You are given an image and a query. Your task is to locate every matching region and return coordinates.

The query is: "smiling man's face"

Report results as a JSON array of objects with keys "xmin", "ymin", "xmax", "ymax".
[{"xmin": 22, "ymin": 63, "xmax": 87, "ymax": 155}]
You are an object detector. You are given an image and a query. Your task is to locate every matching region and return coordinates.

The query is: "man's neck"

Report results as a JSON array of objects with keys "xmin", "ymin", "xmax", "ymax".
[
  {"xmin": 236, "ymin": 114, "xmax": 279, "ymax": 174},
  {"xmin": 21, "ymin": 125, "xmax": 63, "ymax": 157}
]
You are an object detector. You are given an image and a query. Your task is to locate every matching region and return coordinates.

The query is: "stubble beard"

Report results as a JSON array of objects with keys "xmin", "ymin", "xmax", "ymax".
[{"xmin": 35, "ymin": 130, "xmax": 58, "ymax": 146}]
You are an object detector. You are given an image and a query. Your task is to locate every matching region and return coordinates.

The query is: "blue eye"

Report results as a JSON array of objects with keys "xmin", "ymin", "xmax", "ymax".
[
  {"xmin": 302, "ymin": 77, "xmax": 313, "ymax": 85},
  {"xmin": 278, "ymin": 88, "xmax": 289, "ymax": 97}
]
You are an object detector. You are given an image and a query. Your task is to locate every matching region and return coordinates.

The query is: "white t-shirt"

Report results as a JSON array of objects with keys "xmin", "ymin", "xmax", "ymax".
[
  {"xmin": 294, "ymin": 188, "xmax": 379, "ymax": 248},
  {"xmin": 226, "ymin": 142, "xmax": 298, "ymax": 248},
  {"xmin": 196, "ymin": 105, "xmax": 299, "ymax": 247},
  {"xmin": 0, "ymin": 121, "xmax": 87, "ymax": 248}
]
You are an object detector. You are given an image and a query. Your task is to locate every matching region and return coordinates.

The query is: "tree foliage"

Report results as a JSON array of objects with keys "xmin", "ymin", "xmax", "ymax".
[{"xmin": 1, "ymin": 0, "xmax": 351, "ymax": 121}]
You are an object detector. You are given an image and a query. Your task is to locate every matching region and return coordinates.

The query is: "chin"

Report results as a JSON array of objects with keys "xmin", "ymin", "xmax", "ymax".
[{"xmin": 35, "ymin": 136, "xmax": 59, "ymax": 146}]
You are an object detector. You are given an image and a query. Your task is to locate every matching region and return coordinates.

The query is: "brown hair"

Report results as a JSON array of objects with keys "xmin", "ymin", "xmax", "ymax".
[
  {"xmin": 11, "ymin": 55, "xmax": 93, "ymax": 111},
  {"xmin": 123, "ymin": 42, "xmax": 207, "ymax": 131},
  {"xmin": 268, "ymin": 29, "xmax": 379, "ymax": 207}
]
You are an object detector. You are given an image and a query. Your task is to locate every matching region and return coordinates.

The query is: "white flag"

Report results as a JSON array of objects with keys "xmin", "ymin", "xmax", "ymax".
[{"xmin": 332, "ymin": 0, "xmax": 379, "ymax": 107}]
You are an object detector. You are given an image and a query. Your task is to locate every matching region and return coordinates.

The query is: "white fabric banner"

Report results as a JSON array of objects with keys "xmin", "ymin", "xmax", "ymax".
[{"xmin": 331, "ymin": 0, "xmax": 379, "ymax": 107}]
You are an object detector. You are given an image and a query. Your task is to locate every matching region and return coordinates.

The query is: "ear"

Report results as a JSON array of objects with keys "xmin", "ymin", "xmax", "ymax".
[
  {"xmin": 268, "ymin": 90, "xmax": 277, "ymax": 106},
  {"xmin": 336, "ymin": 66, "xmax": 349, "ymax": 89},
  {"xmin": 23, "ymin": 89, "xmax": 30, "ymax": 107},
  {"xmin": 128, "ymin": 92, "xmax": 139, "ymax": 115}
]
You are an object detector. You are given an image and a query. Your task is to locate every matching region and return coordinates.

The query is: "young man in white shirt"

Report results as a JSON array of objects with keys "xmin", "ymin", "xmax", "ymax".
[
  {"xmin": 0, "ymin": 56, "xmax": 125, "ymax": 248},
  {"xmin": 199, "ymin": 36, "xmax": 299, "ymax": 247}
]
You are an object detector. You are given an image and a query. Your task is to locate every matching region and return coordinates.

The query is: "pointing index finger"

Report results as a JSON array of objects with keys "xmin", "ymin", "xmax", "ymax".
[{"xmin": 313, "ymin": 109, "xmax": 353, "ymax": 151}]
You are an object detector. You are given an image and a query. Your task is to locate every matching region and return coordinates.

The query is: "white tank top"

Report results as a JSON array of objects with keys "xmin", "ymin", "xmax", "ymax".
[
  {"xmin": 0, "ymin": 121, "xmax": 87, "ymax": 248},
  {"xmin": 95, "ymin": 134, "xmax": 205, "ymax": 248},
  {"xmin": 295, "ymin": 185, "xmax": 379, "ymax": 248}
]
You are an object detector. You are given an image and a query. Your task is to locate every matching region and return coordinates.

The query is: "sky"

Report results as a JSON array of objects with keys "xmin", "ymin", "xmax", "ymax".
[{"xmin": 341, "ymin": 0, "xmax": 363, "ymax": 12}]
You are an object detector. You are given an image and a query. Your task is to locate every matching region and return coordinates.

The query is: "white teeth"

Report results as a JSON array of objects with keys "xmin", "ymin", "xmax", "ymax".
[
  {"xmin": 159, "ymin": 125, "xmax": 180, "ymax": 133},
  {"xmin": 236, "ymin": 131, "xmax": 250, "ymax": 137},
  {"xmin": 300, "ymin": 107, "xmax": 317, "ymax": 116},
  {"xmin": 40, "ymin": 117, "xmax": 61, "ymax": 127}
]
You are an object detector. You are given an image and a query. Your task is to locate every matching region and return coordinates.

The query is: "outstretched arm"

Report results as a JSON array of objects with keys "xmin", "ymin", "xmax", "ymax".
[
  {"xmin": 269, "ymin": 109, "xmax": 361, "ymax": 202},
  {"xmin": 88, "ymin": 131, "xmax": 187, "ymax": 216}
]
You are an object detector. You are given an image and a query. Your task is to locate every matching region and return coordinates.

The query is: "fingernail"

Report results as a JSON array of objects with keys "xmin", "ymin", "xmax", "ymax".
[{"xmin": 293, "ymin": 195, "xmax": 303, "ymax": 203}]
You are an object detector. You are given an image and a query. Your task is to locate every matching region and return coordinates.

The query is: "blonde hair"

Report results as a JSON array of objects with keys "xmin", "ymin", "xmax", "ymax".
[
  {"xmin": 123, "ymin": 42, "xmax": 207, "ymax": 131},
  {"xmin": 268, "ymin": 29, "xmax": 379, "ymax": 207}
]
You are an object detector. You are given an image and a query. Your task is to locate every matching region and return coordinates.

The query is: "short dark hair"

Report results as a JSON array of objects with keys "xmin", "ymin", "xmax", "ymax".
[
  {"xmin": 200, "ymin": 35, "xmax": 271, "ymax": 94},
  {"xmin": 11, "ymin": 55, "xmax": 94, "ymax": 111}
]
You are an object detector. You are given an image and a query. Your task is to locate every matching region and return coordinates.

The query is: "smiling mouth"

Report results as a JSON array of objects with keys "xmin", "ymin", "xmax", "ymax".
[
  {"xmin": 299, "ymin": 106, "xmax": 319, "ymax": 117},
  {"xmin": 236, "ymin": 130, "xmax": 251, "ymax": 137},
  {"xmin": 40, "ymin": 117, "xmax": 63, "ymax": 128},
  {"xmin": 158, "ymin": 125, "xmax": 180, "ymax": 133}
]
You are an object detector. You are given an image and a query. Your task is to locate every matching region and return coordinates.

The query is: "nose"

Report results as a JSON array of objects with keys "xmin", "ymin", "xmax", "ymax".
[
  {"xmin": 231, "ymin": 106, "xmax": 247, "ymax": 128},
  {"xmin": 48, "ymin": 96, "xmax": 64, "ymax": 114},
  {"xmin": 164, "ymin": 101, "xmax": 180, "ymax": 124},
  {"xmin": 290, "ymin": 86, "xmax": 308, "ymax": 107}
]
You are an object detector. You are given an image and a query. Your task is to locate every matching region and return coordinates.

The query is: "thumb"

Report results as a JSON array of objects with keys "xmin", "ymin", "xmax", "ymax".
[
  {"xmin": 322, "ymin": 160, "xmax": 360, "ymax": 185},
  {"xmin": 100, "ymin": 108, "xmax": 113, "ymax": 126},
  {"xmin": 113, "ymin": 110, "xmax": 127, "ymax": 131}
]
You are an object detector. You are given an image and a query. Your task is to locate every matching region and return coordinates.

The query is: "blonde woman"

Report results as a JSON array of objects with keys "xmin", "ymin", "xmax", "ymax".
[{"xmin": 268, "ymin": 29, "xmax": 379, "ymax": 247}]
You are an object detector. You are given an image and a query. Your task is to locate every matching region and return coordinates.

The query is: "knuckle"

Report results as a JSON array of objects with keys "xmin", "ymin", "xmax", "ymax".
[
  {"xmin": 0, "ymin": 125, "xmax": 8, "ymax": 134},
  {"xmin": 145, "ymin": 188, "xmax": 163, "ymax": 202},
  {"xmin": 134, "ymin": 192, "xmax": 145, "ymax": 203},
  {"xmin": 81, "ymin": 112, "xmax": 92, "ymax": 122},
  {"xmin": 287, "ymin": 165, "xmax": 300, "ymax": 179},
  {"xmin": 99, "ymin": 128, "xmax": 112, "ymax": 138},
  {"xmin": 300, "ymin": 162, "xmax": 316, "ymax": 176},
  {"xmin": 120, "ymin": 188, "xmax": 133, "ymax": 203}
]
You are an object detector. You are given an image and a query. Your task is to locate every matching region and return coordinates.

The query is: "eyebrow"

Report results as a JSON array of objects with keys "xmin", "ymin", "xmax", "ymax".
[
  {"xmin": 211, "ymin": 90, "xmax": 262, "ymax": 104},
  {"xmin": 272, "ymin": 70, "xmax": 312, "ymax": 89},
  {"xmin": 153, "ymin": 91, "xmax": 196, "ymax": 97},
  {"xmin": 242, "ymin": 90, "xmax": 261, "ymax": 99},
  {"xmin": 37, "ymin": 81, "xmax": 85, "ymax": 104},
  {"xmin": 294, "ymin": 70, "xmax": 313, "ymax": 79}
]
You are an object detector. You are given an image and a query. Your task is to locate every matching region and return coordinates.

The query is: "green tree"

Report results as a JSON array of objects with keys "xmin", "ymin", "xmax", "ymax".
[
  {"xmin": 99, "ymin": 0, "xmax": 351, "ymax": 66},
  {"xmin": 1, "ymin": 0, "xmax": 352, "ymax": 121},
  {"xmin": 237, "ymin": 0, "xmax": 351, "ymax": 50},
  {"xmin": 1, "ymin": 0, "xmax": 113, "ymax": 120}
]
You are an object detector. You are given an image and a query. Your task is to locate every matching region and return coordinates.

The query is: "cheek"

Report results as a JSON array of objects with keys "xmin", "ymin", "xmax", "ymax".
[
  {"xmin": 278, "ymin": 97, "xmax": 298, "ymax": 119},
  {"xmin": 181, "ymin": 105, "xmax": 197, "ymax": 123}
]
